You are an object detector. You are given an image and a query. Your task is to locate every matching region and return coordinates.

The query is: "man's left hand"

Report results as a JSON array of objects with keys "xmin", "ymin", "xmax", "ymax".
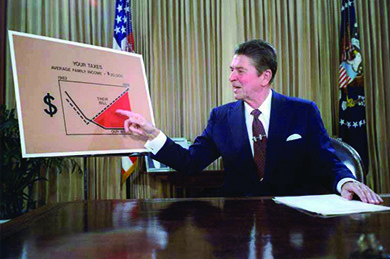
[{"xmin": 341, "ymin": 181, "xmax": 383, "ymax": 204}]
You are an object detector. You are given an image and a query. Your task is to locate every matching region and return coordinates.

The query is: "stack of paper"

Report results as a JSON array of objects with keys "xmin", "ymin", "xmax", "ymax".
[{"xmin": 273, "ymin": 194, "xmax": 390, "ymax": 217}]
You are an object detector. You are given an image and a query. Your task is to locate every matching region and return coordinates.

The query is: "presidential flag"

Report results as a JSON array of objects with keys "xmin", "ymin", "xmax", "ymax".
[
  {"xmin": 113, "ymin": 0, "xmax": 137, "ymax": 184},
  {"xmin": 338, "ymin": 0, "xmax": 368, "ymax": 172}
]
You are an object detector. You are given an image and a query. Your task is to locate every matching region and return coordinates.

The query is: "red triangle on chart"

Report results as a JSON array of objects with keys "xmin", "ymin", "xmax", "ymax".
[{"xmin": 93, "ymin": 92, "xmax": 131, "ymax": 129}]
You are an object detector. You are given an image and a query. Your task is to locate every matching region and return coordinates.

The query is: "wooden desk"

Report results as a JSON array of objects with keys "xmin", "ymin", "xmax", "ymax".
[
  {"xmin": 1, "ymin": 196, "xmax": 390, "ymax": 258},
  {"xmin": 151, "ymin": 170, "xmax": 225, "ymax": 198}
]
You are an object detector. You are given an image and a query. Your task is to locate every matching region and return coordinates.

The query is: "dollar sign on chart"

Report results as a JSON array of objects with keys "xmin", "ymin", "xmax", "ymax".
[{"xmin": 43, "ymin": 93, "xmax": 57, "ymax": 117}]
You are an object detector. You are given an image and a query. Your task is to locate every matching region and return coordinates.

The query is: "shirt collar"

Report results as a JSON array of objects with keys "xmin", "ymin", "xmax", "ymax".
[{"xmin": 244, "ymin": 90, "xmax": 272, "ymax": 120}]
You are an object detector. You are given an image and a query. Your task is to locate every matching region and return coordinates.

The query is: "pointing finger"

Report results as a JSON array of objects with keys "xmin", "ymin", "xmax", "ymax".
[{"xmin": 116, "ymin": 109, "xmax": 133, "ymax": 117}]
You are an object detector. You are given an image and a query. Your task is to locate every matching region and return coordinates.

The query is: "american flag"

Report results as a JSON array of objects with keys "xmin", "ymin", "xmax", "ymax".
[
  {"xmin": 113, "ymin": 0, "xmax": 137, "ymax": 184},
  {"xmin": 338, "ymin": 0, "xmax": 369, "ymax": 172},
  {"xmin": 338, "ymin": 0, "xmax": 362, "ymax": 89},
  {"xmin": 339, "ymin": 65, "xmax": 353, "ymax": 89},
  {"xmin": 113, "ymin": 0, "xmax": 135, "ymax": 52}
]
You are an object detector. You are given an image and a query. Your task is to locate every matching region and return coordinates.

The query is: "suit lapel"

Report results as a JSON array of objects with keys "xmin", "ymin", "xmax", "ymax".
[
  {"xmin": 228, "ymin": 101, "xmax": 252, "ymax": 156},
  {"xmin": 265, "ymin": 91, "xmax": 294, "ymax": 178},
  {"xmin": 227, "ymin": 101, "xmax": 258, "ymax": 180},
  {"xmin": 228, "ymin": 101, "xmax": 264, "ymax": 182}
]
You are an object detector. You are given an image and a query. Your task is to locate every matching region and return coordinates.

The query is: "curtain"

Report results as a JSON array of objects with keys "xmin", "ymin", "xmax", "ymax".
[
  {"xmin": 5, "ymin": 0, "xmax": 390, "ymax": 199},
  {"xmin": 132, "ymin": 0, "xmax": 223, "ymax": 172},
  {"xmin": 132, "ymin": 0, "xmax": 341, "ymax": 157},
  {"xmin": 357, "ymin": 0, "xmax": 390, "ymax": 194}
]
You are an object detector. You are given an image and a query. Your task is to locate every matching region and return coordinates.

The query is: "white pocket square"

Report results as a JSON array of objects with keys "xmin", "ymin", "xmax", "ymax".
[{"xmin": 286, "ymin": 134, "xmax": 302, "ymax": 141}]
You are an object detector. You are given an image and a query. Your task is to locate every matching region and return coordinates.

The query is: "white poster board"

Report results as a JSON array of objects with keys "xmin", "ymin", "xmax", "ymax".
[{"xmin": 8, "ymin": 31, "xmax": 154, "ymax": 158}]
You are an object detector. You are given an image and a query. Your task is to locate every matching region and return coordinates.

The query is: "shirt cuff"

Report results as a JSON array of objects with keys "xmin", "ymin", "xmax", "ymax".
[
  {"xmin": 337, "ymin": 177, "xmax": 357, "ymax": 193},
  {"xmin": 144, "ymin": 131, "xmax": 167, "ymax": 155}
]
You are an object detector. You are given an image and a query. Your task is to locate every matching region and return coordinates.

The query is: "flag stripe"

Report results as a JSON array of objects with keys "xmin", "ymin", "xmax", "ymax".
[
  {"xmin": 338, "ymin": 66, "xmax": 352, "ymax": 88},
  {"xmin": 121, "ymin": 161, "xmax": 137, "ymax": 185}
]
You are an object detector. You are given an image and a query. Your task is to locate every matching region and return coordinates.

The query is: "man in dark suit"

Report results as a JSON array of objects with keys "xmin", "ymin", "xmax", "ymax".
[{"xmin": 117, "ymin": 39, "xmax": 382, "ymax": 203}]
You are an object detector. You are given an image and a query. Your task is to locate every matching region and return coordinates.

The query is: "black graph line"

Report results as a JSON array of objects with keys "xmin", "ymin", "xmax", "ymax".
[
  {"xmin": 66, "ymin": 98, "xmax": 90, "ymax": 125},
  {"xmin": 58, "ymin": 79, "xmax": 128, "ymax": 88},
  {"xmin": 92, "ymin": 88, "xmax": 129, "ymax": 121},
  {"xmin": 64, "ymin": 91, "xmax": 124, "ymax": 130}
]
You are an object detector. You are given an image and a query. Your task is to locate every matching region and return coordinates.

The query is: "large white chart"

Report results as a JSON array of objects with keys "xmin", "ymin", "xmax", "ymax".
[{"xmin": 9, "ymin": 31, "xmax": 154, "ymax": 158}]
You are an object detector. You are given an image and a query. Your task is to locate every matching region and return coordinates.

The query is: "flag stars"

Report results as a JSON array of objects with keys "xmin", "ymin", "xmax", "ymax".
[
  {"xmin": 114, "ymin": 0, "xmax": 134, "ymax": 52},
  {"xmin": 340, "ymin": 119, "xmax": 365, "ymax": 129},
  {"xmin": 357, "ymin": 96, "xmax": 365, "ymax": 106},
  {"xmin": 341, "ymin": 0, "xmax": 354, "ymax": 11}
]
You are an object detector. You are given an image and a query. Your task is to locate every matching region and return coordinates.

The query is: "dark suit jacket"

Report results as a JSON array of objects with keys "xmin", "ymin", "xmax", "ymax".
[{"xmin": 153, "ymin": 90, "xmax": 355, "ymax": 197}]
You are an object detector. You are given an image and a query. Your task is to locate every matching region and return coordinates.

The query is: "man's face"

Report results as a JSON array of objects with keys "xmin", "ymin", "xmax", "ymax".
[{"xmin": 229, "ymin": 55, "xmax": 263, "ymax": 102}]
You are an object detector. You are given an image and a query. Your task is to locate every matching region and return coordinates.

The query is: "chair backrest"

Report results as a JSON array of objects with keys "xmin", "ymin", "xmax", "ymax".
[{"xmin": 330, "ymin": 137, "xmax": 365, "ymax": 183}]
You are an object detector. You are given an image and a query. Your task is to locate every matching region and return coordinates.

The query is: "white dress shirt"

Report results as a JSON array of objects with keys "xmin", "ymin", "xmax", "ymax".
[{"xmin": 244, "ymin": 90, "xmax": 272, "ymax": 156}]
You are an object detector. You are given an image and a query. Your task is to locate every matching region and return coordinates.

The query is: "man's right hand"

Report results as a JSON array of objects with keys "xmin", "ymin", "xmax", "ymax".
[{"xmin": 116, "ymin": 109, "xmax": 160, "ymax": 140}]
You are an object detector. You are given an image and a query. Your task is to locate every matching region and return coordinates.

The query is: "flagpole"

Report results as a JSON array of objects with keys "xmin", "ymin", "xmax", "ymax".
[
  {"xmin": 114, "ymin": 0, "xmax": 138, "ymax": 194},
  {"xmin": 84, "ymin": 156, "xmax": 88, "ymax": 200},
  {"xmin": 338, "ymin": 0, "xmax": 369, "ymax": 173}
]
